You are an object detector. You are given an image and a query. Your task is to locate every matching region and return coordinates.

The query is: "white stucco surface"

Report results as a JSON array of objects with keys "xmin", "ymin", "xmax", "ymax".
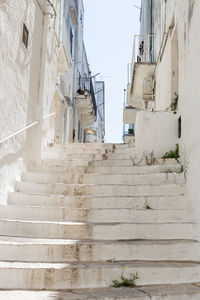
[
  {"xmin": 151, "ymin": 0, "xmax": 200, "ymax": 222},
  {"xmin": 135, "ymin": 111, "xmax": 178, "ymax": 158},
  {"xmin": 0, "ymin": 0, "xmax": 60, "ymax": 203}
]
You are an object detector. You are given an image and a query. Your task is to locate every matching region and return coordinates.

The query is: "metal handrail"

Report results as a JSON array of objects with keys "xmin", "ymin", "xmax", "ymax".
[{"xmin": 0, "ymin": 112, "xmax": 56, "ymax": 144}]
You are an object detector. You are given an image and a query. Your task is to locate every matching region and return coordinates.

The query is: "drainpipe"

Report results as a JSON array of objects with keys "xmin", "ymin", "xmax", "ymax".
[{"xmin": 150, "ymin": 0, "xmax": 153, "ymax": 62}]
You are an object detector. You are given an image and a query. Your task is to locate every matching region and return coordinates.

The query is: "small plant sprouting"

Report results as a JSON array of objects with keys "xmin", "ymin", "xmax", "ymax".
[
  {"xmin": 162, "ymin": 144, "xmax": 180, "ymax": 160},
  {"xmin": 145, "ymin": 151, "xmax": 156, "ymax": 166},
  {"xmin": 111, "ymin": 272, "xmax": 139, "ymax": 288},
  {"xmin": 144, "ymin": 200, "xmax": 152, "ymax": 210},
  {"xmin": 145, "ymin": 204, "xmax": 152, "ymax": 210},
  {"xmin": 167, "ymin": 93, "xmax": 178, "ymax": 112}
]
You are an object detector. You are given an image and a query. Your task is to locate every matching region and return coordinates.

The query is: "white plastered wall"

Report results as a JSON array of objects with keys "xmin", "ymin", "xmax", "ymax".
[
  {"xmin": 153, "ymin": 0, "xmax": 200, "ymax": 225},
  {"xmin": 135, "ymin": 111, "xmax": 178, "ymax": 158},
  {"xmin": 0, "ymin": 0, "xmax": 60, "ymax": 203}
]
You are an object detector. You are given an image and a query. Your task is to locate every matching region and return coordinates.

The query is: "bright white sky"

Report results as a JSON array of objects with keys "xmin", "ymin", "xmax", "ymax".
[{"xmin": 83, "ymin": 0, "xmax": 141, "ymax": 142}]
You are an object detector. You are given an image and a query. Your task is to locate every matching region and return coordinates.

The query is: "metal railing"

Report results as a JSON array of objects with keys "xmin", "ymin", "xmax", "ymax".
[
  {"xmin": 0, "ymin": 112, "xmax": 56, "ymax": 144},
  {"xmin": 132, "ymin": 34, "xmax": 154, "ymax": 64}
]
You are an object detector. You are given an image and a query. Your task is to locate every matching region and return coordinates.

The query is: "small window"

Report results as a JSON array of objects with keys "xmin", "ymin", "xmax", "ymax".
[{"xmin": 22, "ymin": 23, "xmax": 29, "ymax": 49}]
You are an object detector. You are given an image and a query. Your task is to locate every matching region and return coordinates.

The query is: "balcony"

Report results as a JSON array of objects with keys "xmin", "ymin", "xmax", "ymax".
[
  {"xmin": 57, "ymin": 18, "xmax": 72, "ymax": 74},
  {"xmin": 129, "ymin": 35, "xmax": 156, "ymax": 106},
  {"xmin": 75, "ymin": 79, "xmax": 97, "ymax": 126}
]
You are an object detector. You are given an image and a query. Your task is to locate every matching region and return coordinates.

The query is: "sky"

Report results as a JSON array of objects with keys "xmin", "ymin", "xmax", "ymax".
[{"xmin": 83, "ymin": 0, "xmax": 141, "ymax": 143}]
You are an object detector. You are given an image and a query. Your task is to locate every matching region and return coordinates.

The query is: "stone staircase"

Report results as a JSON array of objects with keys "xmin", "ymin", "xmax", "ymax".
[{"xmin": 1, "ymin": 143, "xmax": 200, "ymax": 299}]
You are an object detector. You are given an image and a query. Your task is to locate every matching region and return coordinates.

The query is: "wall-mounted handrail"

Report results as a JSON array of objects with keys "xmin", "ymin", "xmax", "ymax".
[{"xmin": 0, "ymin": 112, "xmax": 55, "ymax": 144}]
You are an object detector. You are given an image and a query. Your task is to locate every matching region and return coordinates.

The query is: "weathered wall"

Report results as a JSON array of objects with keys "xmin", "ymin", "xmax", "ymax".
[
  {"xmin": 135, "ymin": 111, "xmax": 178, "ymax": 158},
  {"xmin": 153, "ymin": 0, "xmax": 200, "ymax": 222},
  {"xmin": 0, "ymin": 0, "xmax": 38, "ymax": 203},
  {"xmin": 0, "ymin": 0, "xmax": 60, "ymax": 203}
]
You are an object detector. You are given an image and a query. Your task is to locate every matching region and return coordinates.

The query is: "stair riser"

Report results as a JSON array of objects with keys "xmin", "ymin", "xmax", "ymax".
[
  {"xmin": 8, "ymin": 193, "xmax": 187, "ymax": 210},
  {"xmin": 22, "ymin": 172, "xmax": 184, "ymax": 186},
  {"xmin": 31, "ymin": 165, "xmax": 182, "ymax": 175},
  {"xmin": 0, "ymin": 221, "xmax": 195, "ymax": 239},
  {"xmin": 0, "ymin": 265, "xmax": 200, "ymax": 289},
  {"xmin": 15, "ymin": 182, "xmax": 185, "ymax": 197},
  {"xmin": 1, "ymin": 289, "xmax": 200, "ymax": 300},
  {"xmin": 0, "ymin": 243, "xmax": 199, "ymax": 263},
  {"xmin": 48, "ymin": 143, "xmax": 131, "ymax": 150},
  {"xmin": 42, "ymin": 159, "xmax": 136, "ymax": 167},
  {"xmin": 44, "ymin": 149, "xmax": 112, "ymax": 155},
  {"xmin": 0, "ymin": 206, "xmax": 192, "ymax": 223},
  {"xmin": 42, "ymin": 159, "xmax": 179, "ymax": 167},
  {"xmin": 44, "ymin": 153, "xmax": 134, "ymax": 160}
]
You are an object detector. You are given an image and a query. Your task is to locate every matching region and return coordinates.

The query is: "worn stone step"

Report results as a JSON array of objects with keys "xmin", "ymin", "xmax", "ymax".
[
  {"xmin": 43, "ymin": 152, "xmax": 136, "ymax": 161},
  {"xmin": 15, "ymin": 182, "xmax": 185, "ymax": 197},
  {"xmin": 40, "ymin": 158, "xmax": 137, "ymax": 167},
  {"xmin": 0, "ymin": 219, "xmax": 195, "ymax": 239},
  {"xmin": 8, "ymin": 193, "xmax": 187, "ymax": 210},
  {"xmin": 44, "ymin": 148, "xmax": 112, "ymax": 155},
  {"xmin": 0, "ymin": 261, "xmax": 200, "ymax": 289},
  {"xmin": 41, "ymin": 158, "xmax": 179, "ymax": 168},
  {"xmin": 31, "ymin": 164, "xmax": 182, "ymax": 175},
  {"xmin": 0, "ymin": 205, "xmax": 191, "ymax": 223},
  {"xmin": 47, "ymin": 143, "xmax": 131, "ymax": 150},
  {"xmin": 22, "ymin": 172, "xmax": 184, "ymax": 186},
  {"xmin": 0, "ymin": 237, "xmax": 198, "ymax": 263},
  {"xmin": 1, "ymin": 284, "xmax": 200, "ymax": 299}
]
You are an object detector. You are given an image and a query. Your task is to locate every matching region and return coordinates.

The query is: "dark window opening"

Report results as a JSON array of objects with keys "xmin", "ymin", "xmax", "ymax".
[
  {"xmin": 22, "ymin": 23, "xmax": 29, "ymax": 49},
  {"xmin": 178, "ymin": 116, "xmax": 181, "ymax": 138},
  {"xmin": 70, "ymin": 27, "xmax": 73, "ymax": 56}
]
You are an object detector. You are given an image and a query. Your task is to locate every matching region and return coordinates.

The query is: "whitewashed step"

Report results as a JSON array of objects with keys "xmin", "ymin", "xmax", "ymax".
[
  {"xmin": 40, "ymin": 158, "xmax": 136, "ymax": 167},
  {"xmin": 43, "ymin": 152, "xmax": 137, "ymax": 161},
  {"xmin": 42, "ymin": 158, "xmax": 179, "ymax": 168},
  {"xmin": 43, "ymin": 151, "xmax": 180, "ymax": 164},
  {"xmin": 44, "ymin": 148, "xmax": 112, "ymax": 155},
  {"xmin": 2, "ymin": 284, "xmax": 200, "ymax": 300},
  {"xmin": 31, "ymin": 164, "xmax": 182, "ymax": 175},
  {"xmin": 0, "ymin": 219, "xmax": 195, "ymax": 239},
  {"xmin": 0, "ymin": 237, "xmax": 199, "ymax": 263},
  {"xmin": 0, "ymin": 205, "xmax": 191, "ymax": 223},
  {"xmin": 8, "ymin": 193, "xmax": 187, "ymax": 210},
  {"xmin": 22, "ymin": 172, "xmax": 184, "ymax": 186},
  {"xmin": 0, "ymin": 261, "xmax": 200, "ymax": 289},
  {"xmin": 48, "ymin": 143, "xmax": 131, "ymax": 150},
  {"xmin": 15, "ymin": 182, "xmax": 185, "ymax": 197}
]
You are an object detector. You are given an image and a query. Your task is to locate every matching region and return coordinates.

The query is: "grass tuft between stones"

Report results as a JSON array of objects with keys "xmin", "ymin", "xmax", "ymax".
[{"xmin": 111, "ymin": 272, "xmax": 139, "ymax": 288}]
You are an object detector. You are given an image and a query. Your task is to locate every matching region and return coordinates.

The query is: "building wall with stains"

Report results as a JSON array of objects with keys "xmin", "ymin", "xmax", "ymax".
[
  {"xmin": 140, "ymin": 0, "xmax": 200, "ymax": 223},
  {"xmin": 0, "ymin": 0, "xmax": 61, "ymax": 203}
]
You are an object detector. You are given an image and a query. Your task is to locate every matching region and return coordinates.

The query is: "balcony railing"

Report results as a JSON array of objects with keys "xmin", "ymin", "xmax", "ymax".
[{"xmin": 132, "ymin": 34, "xmax": 154, "ymax": 64}]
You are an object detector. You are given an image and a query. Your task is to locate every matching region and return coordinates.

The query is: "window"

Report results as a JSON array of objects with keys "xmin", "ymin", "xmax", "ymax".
[{"xmin": 22, "ymin": 23, "xmax": 29, "ymax": 49}]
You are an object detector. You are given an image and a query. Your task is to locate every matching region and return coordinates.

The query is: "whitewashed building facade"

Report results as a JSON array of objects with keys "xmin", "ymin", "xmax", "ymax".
[{"xmin": 128, "ymin": 0, "xmax": 200, "ymax": 226}]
